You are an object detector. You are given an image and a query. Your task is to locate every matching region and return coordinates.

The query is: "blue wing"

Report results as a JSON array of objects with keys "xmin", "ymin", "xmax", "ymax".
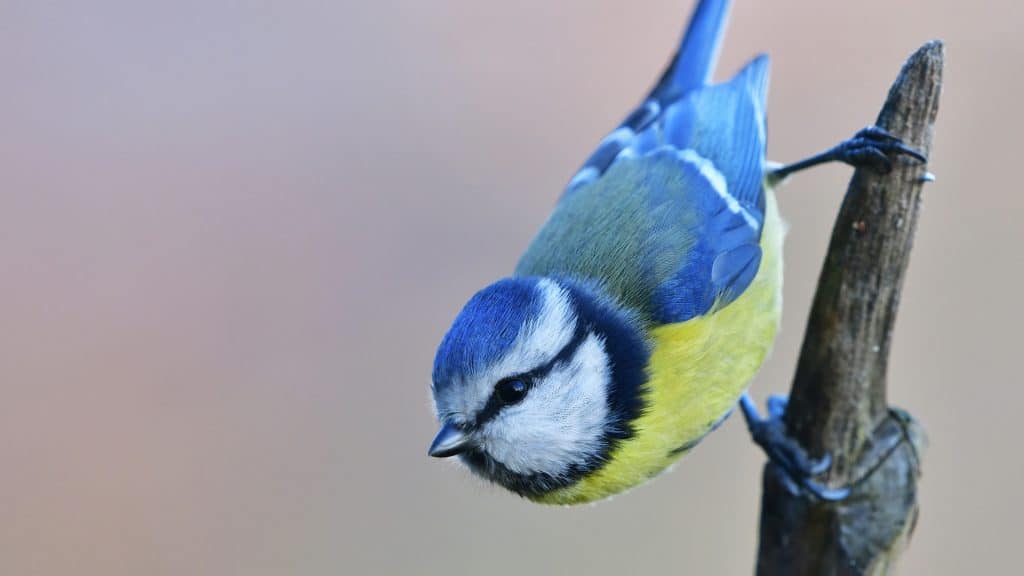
[
  {"xmin": 520, "ymin": 0, "xmax": 770, "ymax": 324},
  {"xmin": 637, "ymin": 56, "xmax": 769, "ymax": 228}
]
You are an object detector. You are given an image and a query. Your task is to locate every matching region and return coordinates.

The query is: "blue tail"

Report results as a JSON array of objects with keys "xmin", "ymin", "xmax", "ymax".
[
  {"xmin": 564, "ymin": 0, "xmax": 739, "ymax": 195},
  {"xmin": 668, "ymin": 0, "xmax": 732, "ymax": 95}
]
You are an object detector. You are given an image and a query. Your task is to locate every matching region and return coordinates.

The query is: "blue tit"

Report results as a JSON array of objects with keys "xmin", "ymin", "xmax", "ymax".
[{"xmin": 427, "ymin": 0, "xmax": 923, "ymax": 505}]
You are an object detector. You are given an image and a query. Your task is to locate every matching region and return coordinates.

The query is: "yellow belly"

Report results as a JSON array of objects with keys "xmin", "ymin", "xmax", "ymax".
[{"xmin": 535, "ymin": 189, "xmax": 785, "ymax": 505}]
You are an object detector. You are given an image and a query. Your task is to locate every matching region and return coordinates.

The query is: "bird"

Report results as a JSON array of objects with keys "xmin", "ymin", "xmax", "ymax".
[{"xmin": 427, "ymin": 0, "xmax": 924, "ymax": 505}]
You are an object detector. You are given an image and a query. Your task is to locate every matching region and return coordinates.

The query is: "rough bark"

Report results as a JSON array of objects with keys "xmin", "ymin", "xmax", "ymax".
[{"xmin": 755, "ymin": 41, "xmax": 943, "ymax": 575}]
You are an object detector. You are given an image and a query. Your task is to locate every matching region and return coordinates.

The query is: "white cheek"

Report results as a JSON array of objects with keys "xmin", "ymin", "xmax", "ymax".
[{"xmin": 483, "ymin": 334, "xmax": 611, "ymax": 477}]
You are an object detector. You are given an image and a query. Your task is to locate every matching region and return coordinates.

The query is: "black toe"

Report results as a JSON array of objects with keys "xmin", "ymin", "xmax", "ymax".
[
  {"xmin": 842, "ymin": 126, "xmax": 927, "ymax": 170},
  {"xmin": 740, "ymin": 394, "xmax": 850, "ymax": 501}
]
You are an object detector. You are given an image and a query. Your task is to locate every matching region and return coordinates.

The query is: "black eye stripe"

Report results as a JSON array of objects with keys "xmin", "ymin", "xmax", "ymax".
[
  {"xmin": 530, "ymin": 322, "xmax": 590, "ymax": 380},
  {"xmin": 473, "ymin": 322, "xmax": 590, "ymax": 427}
]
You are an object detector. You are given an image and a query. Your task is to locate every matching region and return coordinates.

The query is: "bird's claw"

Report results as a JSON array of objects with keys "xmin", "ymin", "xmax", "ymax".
[
  {"xmin": 765, "ymin": 394, "xmax": 789, "ymax": 420},
  {"xmin": 836, "ymin": 126, "xmax": 927, "ymax": 173},
  {"xmin": 740, "ymin": 394, "xmax": 851, "ymax": 502}
]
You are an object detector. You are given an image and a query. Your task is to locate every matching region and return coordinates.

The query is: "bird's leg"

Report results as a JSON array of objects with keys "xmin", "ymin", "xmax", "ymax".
[
  {"xmin": 770, "ymin": 125, "xmax": 926, "ymax": 181},
  {"xmin": 740, "ymin": 393, "xmax": 850, "ymax": 501}
]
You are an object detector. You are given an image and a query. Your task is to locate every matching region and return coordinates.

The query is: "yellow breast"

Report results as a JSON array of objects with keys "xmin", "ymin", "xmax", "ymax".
[{"xmin": 536, "ymin": 189, "xmax": 785, "ymax": 505}]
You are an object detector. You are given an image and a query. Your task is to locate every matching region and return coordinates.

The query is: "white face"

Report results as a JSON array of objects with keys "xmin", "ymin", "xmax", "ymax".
[
  {"xmin": 481, "ymin": 332, "xmax": 611, "ymax": 477},
  {"xmin": 433, "ymin": 279, "xmax": 614, "ymax": 481}
]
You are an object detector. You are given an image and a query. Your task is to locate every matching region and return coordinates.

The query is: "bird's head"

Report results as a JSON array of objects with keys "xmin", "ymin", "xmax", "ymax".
[{"xmin": 429, "ymin": 276, "xmax": 648, "ymax": 499}]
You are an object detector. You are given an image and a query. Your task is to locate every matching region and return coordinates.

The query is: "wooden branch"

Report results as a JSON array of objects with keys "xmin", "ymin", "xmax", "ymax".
[{"xmin": 755, "ymin": 41, "xmax": 943, "ymax": 575}]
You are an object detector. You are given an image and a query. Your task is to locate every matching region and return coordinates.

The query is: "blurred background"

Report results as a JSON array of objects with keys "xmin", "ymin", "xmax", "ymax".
[{"xmin": 1, "ymin": 0, "xmax": 1019, "ymax": 574}]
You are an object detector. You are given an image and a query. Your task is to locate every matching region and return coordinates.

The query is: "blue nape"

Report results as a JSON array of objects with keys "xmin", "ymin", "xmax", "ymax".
[{"xmin": 432, "ymin": 277, "xmax": 542, "ymax": 390}]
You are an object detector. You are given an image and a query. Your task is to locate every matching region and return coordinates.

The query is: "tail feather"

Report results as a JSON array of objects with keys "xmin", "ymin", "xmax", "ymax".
[
  {"xmin": 667, "ymin": 0, "xmax": 732, "ymax": 95},
  {"xmin": 564, "ymin": 0, "xmax": 737, "ymax": 194}
]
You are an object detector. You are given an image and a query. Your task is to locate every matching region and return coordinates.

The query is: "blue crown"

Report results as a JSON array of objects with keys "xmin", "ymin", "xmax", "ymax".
[{"xmin": 432, "ymin": 277, "xmax": 543, "ymax": 391}]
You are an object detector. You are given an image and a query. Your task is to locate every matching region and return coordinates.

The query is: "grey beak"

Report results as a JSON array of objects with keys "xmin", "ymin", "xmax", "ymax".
[{"xmin": 428, "ymin": 422, "xmax": 472, "ymax": 458}]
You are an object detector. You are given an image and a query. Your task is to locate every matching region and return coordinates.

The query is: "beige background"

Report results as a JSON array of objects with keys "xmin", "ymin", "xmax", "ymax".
[{"xmin": 1, "ymin": 0, "xmax": 1020, "ymax": 574}]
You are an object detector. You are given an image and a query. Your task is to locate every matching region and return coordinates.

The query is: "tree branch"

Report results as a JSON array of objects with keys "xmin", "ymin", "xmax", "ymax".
[{"xmin": 755, "ymin": 41, "xmax": 943, "ymax": 575}]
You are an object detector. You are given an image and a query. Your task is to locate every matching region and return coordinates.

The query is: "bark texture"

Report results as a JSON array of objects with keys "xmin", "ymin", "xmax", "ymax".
[{"xmin": 755, "ymin": 41, "xmax": 943, "ymax": 575}]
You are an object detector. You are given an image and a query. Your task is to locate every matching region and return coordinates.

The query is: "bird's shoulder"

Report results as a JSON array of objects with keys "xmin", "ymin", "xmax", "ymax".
[{"xmin": 517, "ymin": 150, "xmax": 763, "ymax": 324}]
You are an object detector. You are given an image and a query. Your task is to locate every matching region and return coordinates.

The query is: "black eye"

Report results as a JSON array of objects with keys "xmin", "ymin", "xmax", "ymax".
[{"xmin": 495, "ymin": 377, "xmax": 530, "ymax": 405}]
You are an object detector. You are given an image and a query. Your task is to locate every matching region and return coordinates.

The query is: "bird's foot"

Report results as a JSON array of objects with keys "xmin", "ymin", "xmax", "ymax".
[
  {"xmin": 771, "ymin": 126, "xmax": 927, "ymax": 180},
  {"xmin": 740, "ymin": 393, "xmax": 850, "ymax": 501},
  {"xmin": 830, "ymin": 126, "xmax": 926, "ymax": 173}
]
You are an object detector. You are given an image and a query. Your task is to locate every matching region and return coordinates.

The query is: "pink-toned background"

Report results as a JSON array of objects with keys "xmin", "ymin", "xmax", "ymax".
[{"xmin": 1, "ymin": 1, "xmax": 1019, "ymax": 574}]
